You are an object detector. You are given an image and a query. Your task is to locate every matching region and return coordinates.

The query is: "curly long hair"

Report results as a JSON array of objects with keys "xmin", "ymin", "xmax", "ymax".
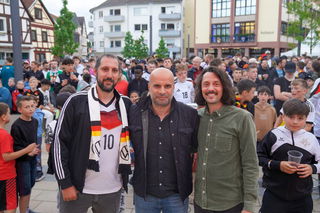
[{"xmin": 195, "ymin": 66, "xmax": 235, "ymax": 107}]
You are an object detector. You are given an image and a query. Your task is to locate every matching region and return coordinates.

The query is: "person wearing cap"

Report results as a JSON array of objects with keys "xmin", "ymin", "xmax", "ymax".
[
  {"xmin": 265, "ymin": 50, "xmax": 272, "ymax": 67},
  {"xmin": 248, "ymin": 58, "xmax": 259, "ymax": 68},
  {"xmin": 305, "ymin": 74, "xmax": 315, "ymax": 98},
  {"xmin": 273, "ymin": 61, "xmax": 296, "ymax": 115},
  {"xmin": 22, "ymin": 60, "xmax": 31, "ymax": 77}
]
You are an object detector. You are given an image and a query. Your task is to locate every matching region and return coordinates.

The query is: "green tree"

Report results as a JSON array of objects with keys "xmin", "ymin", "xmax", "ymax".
[
  {"xmin": 51, "ymin": 0, "xmax": 79, "ymax": 58},
  {"xmin": 286, "ymin": 0, "xmax": 320, "ymax": 55},
  {"xmin": 132, "ymin": 32, "xmax": 149, "ymax": 59},
  {"xmin": 121, "ymin": 32, "xmax": 135, "ymax": 58},
  {"xmin": 155, "ymin": 37, "xmax": 169, "ymax": 58}
]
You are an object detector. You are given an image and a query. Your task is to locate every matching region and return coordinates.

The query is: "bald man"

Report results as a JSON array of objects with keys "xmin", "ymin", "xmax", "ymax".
[{"xmin": 129, "ymin": 68, "xmax": 199, "ymax": 213}]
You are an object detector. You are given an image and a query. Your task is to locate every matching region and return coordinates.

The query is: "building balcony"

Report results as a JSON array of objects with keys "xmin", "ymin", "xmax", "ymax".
[
  {"xmin": 104, "ymin": 15, "xmax": 125, "ymax": 22},
  {"xmin": 168, "ymin": 46, "xmax": 181, "ymax": 53},
  {"xmin": 88, "ymin": 21, "xmax": 93, "ymax": 28},
  {"xmin": 104, "ymin": 32, "xmax": 125, "ymax": 38},
  {"xmin": 159, "ymin": 30, "xmax": 181, "ymax": 37},
  {"xmin": 234, "ymin": 34, "xmax": 255, "ymax": 43},
  {"xmin": 159, "ymin": 13, "xmax": 181, "ymax": 20},
  {"xmin": 105, "ymin": 47, "xmax": 123, "ymax": 53}
]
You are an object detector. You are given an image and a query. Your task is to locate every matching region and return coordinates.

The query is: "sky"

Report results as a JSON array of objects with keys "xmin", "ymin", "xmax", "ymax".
[{"xmin": 42, "ymin": 0, "xmax": 104, "ymax": 30}]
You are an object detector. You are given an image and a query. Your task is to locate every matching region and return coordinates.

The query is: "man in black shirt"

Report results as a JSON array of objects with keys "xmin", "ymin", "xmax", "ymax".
[
  {"xmin": 24, "ymin": 61, "xmax": 44, "ymax": 81},
  {"xmin": 274, "ymin": 62, "xmax": 295, "ymax": 115},
  {"xmin": 53, "ymin": 58, "xmax": 79, "ymax": 94},
  {"xmin": 129, "ymin": 68, "xmax": 199, "ymax": 213}
]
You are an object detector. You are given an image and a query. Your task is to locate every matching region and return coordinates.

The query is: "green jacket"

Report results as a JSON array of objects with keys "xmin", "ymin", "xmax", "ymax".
[{"xmin": 195, "ymin": 105, "xmax": 259, "ymax": 212}]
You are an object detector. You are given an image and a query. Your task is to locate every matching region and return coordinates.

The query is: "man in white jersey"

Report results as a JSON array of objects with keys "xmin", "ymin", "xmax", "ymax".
[
  {"xmin": 52, "ymin": 54, "xmax": 132, "ymax": 213},
  {"xmin": 174, "ymin": 64, "xmax": 195, "ymax": 104}
]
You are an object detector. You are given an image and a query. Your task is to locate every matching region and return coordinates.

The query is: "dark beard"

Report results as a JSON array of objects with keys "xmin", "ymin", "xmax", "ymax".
[{"xmin": 97, "ymin": 79, "xmax": 114, "ymax": 92}]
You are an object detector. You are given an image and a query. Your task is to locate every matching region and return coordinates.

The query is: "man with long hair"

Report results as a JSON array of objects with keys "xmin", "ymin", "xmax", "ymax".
[{"xmin": 194, "ymin": 66, "xmax": 259, "ymax": 213}]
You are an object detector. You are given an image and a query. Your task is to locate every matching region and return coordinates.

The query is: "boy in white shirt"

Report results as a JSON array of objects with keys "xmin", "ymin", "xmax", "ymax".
[{"xmin": 174, "ymin": 64, "xmax": 195, "ymax": 104}]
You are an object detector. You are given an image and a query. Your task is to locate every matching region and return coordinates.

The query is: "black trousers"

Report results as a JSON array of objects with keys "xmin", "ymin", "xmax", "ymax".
[
  {"xmin": 260, "ymin": 189, "xmax": 313, "ymax": 213},
  {"xmin": 194, "ymin": 203, "xmax": 243, "ymax": 213}
]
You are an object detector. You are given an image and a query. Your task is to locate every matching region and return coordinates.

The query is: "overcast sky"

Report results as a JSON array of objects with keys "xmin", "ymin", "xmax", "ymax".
[{"xmin": 42, "ymin": 0, "xmax": 104, "ymax": 30}]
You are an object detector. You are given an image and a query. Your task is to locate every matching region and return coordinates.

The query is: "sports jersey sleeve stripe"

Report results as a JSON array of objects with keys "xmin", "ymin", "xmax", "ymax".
[{"xmin": 53, "ymin": 92, "xmax": 87, "ymax": 180}]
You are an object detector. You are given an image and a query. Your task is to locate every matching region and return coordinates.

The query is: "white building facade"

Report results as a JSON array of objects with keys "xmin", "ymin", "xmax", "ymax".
[{"xmin": 89, "ymin": 0, "xmax": 183, "ymax": 58}]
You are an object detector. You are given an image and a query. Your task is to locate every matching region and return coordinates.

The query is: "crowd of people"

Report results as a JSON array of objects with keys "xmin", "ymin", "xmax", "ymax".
[{"xmin": 0, "ymin": 51, "xmax": 320, "ymax": 213}]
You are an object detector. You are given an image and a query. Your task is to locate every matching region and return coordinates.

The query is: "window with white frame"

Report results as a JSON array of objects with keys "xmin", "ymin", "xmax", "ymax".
[
  {"xmin": 142, "ymin": 24, "xmax": 148, "ymax": 31},
  {"xmin": 134, "ymin": 7, "xmax": 148, "ymax": 16},
  {"xmin": 110, "ymin": 25, "xmax": 121, "ymax": 32},
  {"xmin": 100, "ymin": 41, "xmax": 104, "ymax": 47},
  {"xmin": 31, "ymin": 30, "xmax": 37, "ymax": 41},
  {"xmin": 111, "ymin": 40, "xmax": 121, "ymax": 48},
  {"xmin": 161, "ymin": 23, "xmax": 175, "ymax": 30},
  {"xmin": 134, "ymin": 24, "xmax": 141, "ymax": 31},
  {"xmin": 0, "ymin": 0, "xmax": 10, "ymax": 4},
  {"xmin": 0, "ymin": 18, "xmax": 6, "ymax": 32},
  {"xmin": 35, "ymin": 8, "xmax": 42, "ymax": 20},
  {"xmin": 134, "ymin": 24, "xmax": 148, "ymax": 31},
  {"xmin": 98, "ymin": 11, "xmax": 103, "ymax": 18},
  {"xmin": 114, "ymin": 25, "xmax": 121, "ymax": 32},
  {"xmin": 99, "ymin": 26, "xmax": 103, "ymax": 33},
  {"xmin": 110, "ymin": 9, "xmax": 121, "ymax": 16},
  {"xmin": 235, "ymin": 0, "xmax": 256, "ymax": 16},
  {"xmin": 212, "ymin": 0, "xmax": 231, "ymax": 18}
]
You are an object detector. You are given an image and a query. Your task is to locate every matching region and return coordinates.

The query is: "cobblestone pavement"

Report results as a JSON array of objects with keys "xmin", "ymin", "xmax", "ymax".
[{"xmin": 6, "ymin": 115, "xmax": 320, "ymax": 213}]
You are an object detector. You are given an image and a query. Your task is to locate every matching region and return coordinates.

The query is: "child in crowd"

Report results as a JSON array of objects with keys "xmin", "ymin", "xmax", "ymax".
[
  {"xmin": 38, "ymin": 79, "xmax": 55, "ymax": 126},
  {"xmin": 129, "ymin": 91, "xmax": 140, "ymax": 104},
  {"xmin": 0, "ymin": 103, "xmax": 38, "ymax": 213},
  {"xmin": 12, "ymin": 80, "xmax": 26, "ymax": 113},
  {"xmin": 174, "ymin": 64, "xmax": 194, "ymax": 104},
  {"xmin": 24, "ymin": 77, "xmax": 41, "ymax": 107},
  {"xmin": 258, "ymin": 99, "xmax": 320, "ymax": 213},
  {"xmin": 305, "ymin": 74, "xmax": 315, "ymax": 98},
  {"xmin": 32, "ymin": 96, "xmax": 45, "ymax": 182},
  {"xmin": 77, "ymin": 72, "xmax": 92, "ymax": 91},
  {"xmin": 235, "ymin": 79, "xmax": 256, "ymax": 115},
  {"xmin": 8, "ymin": 77, "xmax": 15, "ymax": 93},
  {"xmin": 128, "ymin": 65, "xmax": 148, "ymax": 96},
  {"xmin": 10, "ymin": 96, "xmax": 40, "ymax": 213},
  {"xmin": 275, "ymin": 79, "xmax": 315, "ymax": 132},
  {"xmin": 254, "ymin": 86, "xmax": 277, "ymax": 147}
]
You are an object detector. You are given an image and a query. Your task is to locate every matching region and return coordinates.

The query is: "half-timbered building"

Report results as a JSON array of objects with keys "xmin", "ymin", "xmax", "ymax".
[
  {"xmin": 0, "ymin": 0, "xmax": 33, "ymax": 65},
  {"xmin": 23, "ymin": 0, "xmax": 54, "ymax": 62}
]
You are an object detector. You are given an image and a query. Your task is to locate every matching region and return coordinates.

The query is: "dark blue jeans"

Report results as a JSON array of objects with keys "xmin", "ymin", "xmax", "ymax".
[{"xmin": 134, "ymin": 193, "xmax": 188, "ymax": 213}]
